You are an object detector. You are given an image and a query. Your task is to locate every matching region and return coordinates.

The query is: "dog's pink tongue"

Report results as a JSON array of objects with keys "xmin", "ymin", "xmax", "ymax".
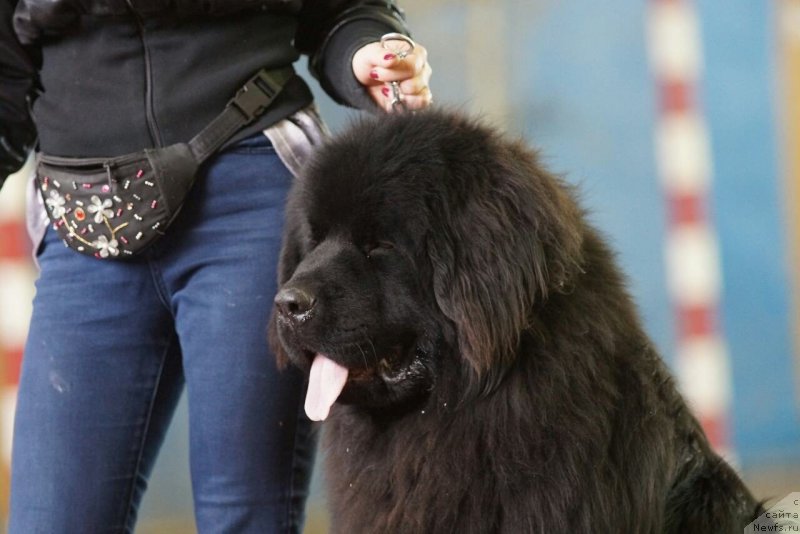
[{"xmin": 305, "ymin": 354, "xmax": 349, "ymax": 421}]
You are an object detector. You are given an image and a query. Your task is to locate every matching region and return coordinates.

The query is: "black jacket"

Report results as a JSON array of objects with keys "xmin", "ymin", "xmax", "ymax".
[{"xmin": 0, "ymin": 0, "xmax": 407, "ymax": 178}]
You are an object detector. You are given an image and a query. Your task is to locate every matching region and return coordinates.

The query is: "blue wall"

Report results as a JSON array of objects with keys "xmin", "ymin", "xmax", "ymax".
[{"xmin": 697, "ymin": 0, "xmax": 799, "ymax": 464}]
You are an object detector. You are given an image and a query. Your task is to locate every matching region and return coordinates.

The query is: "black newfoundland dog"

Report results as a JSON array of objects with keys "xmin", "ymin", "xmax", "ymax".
[{"xmin": 269, "ymin": 110, "xmax": 761, "ymax": 533}]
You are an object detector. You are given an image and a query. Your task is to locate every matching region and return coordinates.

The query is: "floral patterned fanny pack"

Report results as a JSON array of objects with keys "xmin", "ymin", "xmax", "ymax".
[{"xmin": 35, "ymin": 68, "xmax": 293, "ymax": 260}]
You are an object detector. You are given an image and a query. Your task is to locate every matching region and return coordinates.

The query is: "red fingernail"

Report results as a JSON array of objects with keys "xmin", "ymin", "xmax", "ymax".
[
  {"xmin": 381, "ymin": 86, "xmax": 390, "ymax": 97},
  {"xmin": 370, "ymin": 70, "xmax": 379, "ymax": 80},
  {"xmin": 384, "ymin": 53, "xmax": 396, "ymax": 61}
]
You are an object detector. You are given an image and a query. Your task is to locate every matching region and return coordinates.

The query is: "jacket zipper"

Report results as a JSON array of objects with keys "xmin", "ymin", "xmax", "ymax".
[{"xmin": 124, "ymin": 0, "xmax": 164, "ymax": 148}]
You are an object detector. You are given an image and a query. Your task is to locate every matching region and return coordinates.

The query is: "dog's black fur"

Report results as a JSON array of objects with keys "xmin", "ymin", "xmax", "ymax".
[{"xmin": 270, "ymin": 110, "xmax": 761, "ymax": 533}]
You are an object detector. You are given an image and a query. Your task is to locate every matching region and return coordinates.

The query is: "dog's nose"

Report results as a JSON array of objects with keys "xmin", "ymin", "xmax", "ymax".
[{"xmin": 275, "ymin": 287, "xmax": 316, "ymax": 318}]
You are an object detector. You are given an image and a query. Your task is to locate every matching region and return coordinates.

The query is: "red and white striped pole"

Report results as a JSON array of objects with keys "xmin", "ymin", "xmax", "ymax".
[{"xmin": 647, "ymin": 0, "xmax": 734, "ymax": 458}]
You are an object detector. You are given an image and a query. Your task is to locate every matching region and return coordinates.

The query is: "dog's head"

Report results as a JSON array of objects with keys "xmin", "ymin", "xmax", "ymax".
[{"xmin": 270, "ymin": 110, "xmax": 584, "ymax": 420}]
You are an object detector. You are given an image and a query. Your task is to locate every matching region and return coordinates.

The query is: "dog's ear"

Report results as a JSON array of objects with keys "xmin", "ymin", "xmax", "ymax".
[
  {"xmin": 268, "ymin": 199, "xmax": 305, "ymax": 370},
  {"xmin": 428, "ymin": 139, "xmax": 584, "ymax": 394}
]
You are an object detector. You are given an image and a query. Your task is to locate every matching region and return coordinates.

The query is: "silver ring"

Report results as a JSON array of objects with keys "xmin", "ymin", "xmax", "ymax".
[{"xmin": 380, "ymin": 32, "xmax": 416, "ymax": 59}]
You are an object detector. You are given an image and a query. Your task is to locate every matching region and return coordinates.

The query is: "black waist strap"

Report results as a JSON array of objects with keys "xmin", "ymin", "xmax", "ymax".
[{"xmin": 188, "ymin": 67, "xmax": 295, "ymax": 161}]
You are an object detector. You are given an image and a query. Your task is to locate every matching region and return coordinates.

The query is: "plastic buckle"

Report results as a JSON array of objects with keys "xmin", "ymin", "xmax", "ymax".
[{"xmin": 229, "ymin": 69, "xmax": 281, "ymax": 123}]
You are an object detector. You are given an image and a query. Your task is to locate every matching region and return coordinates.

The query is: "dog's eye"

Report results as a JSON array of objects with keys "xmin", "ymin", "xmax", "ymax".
[{"xmin": 365, "ymin": 241, "xmax": 395, "ymax": 258}]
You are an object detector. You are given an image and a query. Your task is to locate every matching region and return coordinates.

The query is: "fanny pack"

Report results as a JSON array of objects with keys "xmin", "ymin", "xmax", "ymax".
[{"xmin": 36, "ymin": 67, "xmax": 293, "ymax": 259}]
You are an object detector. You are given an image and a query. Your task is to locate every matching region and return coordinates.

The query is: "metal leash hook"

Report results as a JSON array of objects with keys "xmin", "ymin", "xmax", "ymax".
[{"xmin": 380, "ymin": 33, "xmax": 417, "ymax": 113}]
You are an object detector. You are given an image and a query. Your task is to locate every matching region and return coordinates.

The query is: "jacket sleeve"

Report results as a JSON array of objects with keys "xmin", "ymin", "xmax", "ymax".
[
  {"xmin": 0, "ymin": 0, "xmax": 37, "ymax": 185},
  {"xmin": 295, "ymin": 0, "xmax": 409, "ymax": 110}
]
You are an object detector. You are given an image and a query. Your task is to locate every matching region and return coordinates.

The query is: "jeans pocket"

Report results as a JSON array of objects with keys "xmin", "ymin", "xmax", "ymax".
[{"xmin": 225, "ymin": 133, "xmax": 276, "ymax": 155}]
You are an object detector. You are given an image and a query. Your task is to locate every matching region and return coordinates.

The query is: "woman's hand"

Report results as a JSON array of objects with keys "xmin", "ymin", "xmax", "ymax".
[{"xmin": 352, "ymin": 37, "xmax": 433, "ymax": 112}]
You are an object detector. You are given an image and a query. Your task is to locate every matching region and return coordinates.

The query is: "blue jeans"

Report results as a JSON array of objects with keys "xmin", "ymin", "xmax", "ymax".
[{"xmin": 9, "ymin": 134, "xmax": 314, "ymax": 533}]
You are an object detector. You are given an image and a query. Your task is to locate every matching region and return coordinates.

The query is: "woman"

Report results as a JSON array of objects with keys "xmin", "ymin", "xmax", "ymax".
[{"xmin": 0, "ymin": 1, "xmax": 432, "ymax": 532}]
